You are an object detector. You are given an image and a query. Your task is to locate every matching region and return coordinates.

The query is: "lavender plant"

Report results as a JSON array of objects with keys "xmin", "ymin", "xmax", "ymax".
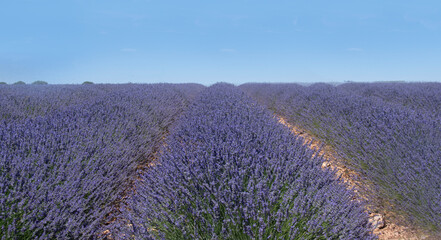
[
  {"xmin": 241, "ymin": 83, "xmax": 441, "ymax": 232},
  {"xmin": 115, "ymin": 83, "xmax": 374, "ymax": 239},
  {"xmin": 0, "ymin": 84, "xmax": 203, "ymax": 239}
]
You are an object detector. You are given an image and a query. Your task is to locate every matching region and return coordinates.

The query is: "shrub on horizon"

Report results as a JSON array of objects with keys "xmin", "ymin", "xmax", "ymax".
[{"xmin": 32, "ymin": 80, "xmax": 48, "ymax": 85}]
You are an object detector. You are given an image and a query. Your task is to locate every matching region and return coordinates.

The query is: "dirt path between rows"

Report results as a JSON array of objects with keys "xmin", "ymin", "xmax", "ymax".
[
  {"xmin": 99, "ymin": 135, "xmax": 166, "ymax": 240},
  {"xmin": 276, "ymin": 116, "xmax": 431, "ymax": 240}
]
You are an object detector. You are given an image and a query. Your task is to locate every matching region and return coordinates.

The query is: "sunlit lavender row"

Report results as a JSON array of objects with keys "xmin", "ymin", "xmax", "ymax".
[
  {"xmin": 241, "ymin": 82, "xmax": 441, "ymax": 233},
  {"xmin": 0, "ymin": 84, "xmax": 203, "ymax": 239},
  {"xmin": 113, "ymin": 84, "xmax": 374, "ymax": 239}
]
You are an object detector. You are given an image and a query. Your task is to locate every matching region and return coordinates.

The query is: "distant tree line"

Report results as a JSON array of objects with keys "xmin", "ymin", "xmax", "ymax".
[{"xmin": 1, "ymin": 81, "xmax": 95, "ymax": 85}]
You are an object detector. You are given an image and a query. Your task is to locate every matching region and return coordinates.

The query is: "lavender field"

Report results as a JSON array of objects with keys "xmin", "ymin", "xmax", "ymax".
[{"xmin": 1, "ymin": 82, "xmax": 440, "ymax": 239}]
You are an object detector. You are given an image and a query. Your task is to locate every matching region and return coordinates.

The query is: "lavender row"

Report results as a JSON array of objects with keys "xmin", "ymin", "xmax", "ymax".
[
  {"xmin": 0, "ymin": 84, "xmax": 205, "ymax": 123},
  {"xmin": 240, "ymin": 83, "xmax": 441, "ymax": 232},
  {"xmin": 114, "ymin": 83, "xmax": 375, "ymax": 239},
  {"xmin": 339, "ymin": 82, "xmax": 441, "ymax": 119},
  {"xmin": 0, "ymin": 84, "xmax": 203, "ymax": 239}
]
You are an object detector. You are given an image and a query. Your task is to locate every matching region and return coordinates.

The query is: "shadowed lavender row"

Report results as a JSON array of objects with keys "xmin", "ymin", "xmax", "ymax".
[
  {"xmin": 114, "ymin": 83, "xmax": 375, "ymax": 239},
  {"xmin": 240, "ymin": 82, "xmax": 441, "ymax": 233},
  {"xmin": 0, "ymin": 84, "xmax": 203, "ymax": 239}
]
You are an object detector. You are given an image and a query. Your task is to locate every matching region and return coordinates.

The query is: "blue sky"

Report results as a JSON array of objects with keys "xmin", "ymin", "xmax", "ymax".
[{"xmin": 1, "ymin": 0, "xmax": 441, "ymax": 85}]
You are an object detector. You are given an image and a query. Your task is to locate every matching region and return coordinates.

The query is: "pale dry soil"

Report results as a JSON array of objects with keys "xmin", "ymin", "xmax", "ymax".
[{"xmin": 277, "ymin": 116, "xmax": 437, "ymax": 240}]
